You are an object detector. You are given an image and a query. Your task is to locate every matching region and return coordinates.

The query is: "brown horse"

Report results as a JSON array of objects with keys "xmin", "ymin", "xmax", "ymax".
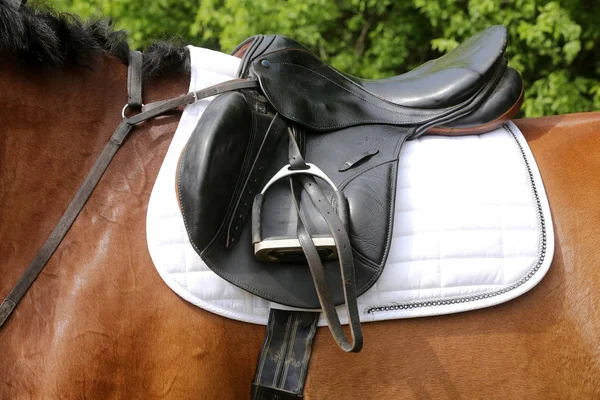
[{"xmin": 1, "ymin": 4, "xmax": 599, "ymax": 399}]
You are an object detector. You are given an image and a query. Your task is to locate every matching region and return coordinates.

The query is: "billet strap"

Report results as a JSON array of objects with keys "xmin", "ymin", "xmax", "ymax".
[
  {"xmin": 252, "ymin": 309, "xmax": 319, "ymax": 399},
  {"xmin": 127, "ymin": 51, "xmax": 143, "ymax": 108}
]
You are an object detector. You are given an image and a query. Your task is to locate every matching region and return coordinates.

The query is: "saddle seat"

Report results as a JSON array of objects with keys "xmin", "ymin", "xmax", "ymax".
[
  {"xmin": 353, "ymin": 25, "xmax": 507, "ymax": 108},
  {"xmin": 177, "ymin": 26, "xmax": 524, "ymax": 352},
  {"xmin": 233, "ymin": 25, "xmax": 522, "ymax": 135}
]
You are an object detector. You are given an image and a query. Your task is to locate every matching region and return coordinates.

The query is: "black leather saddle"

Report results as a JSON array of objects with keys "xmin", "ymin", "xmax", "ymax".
[{"xmin": 177, "ymin": 26, "xmax": 523, "ymax": 352}]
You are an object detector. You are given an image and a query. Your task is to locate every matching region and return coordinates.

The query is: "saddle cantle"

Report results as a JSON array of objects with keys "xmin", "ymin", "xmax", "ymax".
[{"xmin": 177, "ymin": 26, "xmax": 523, "ymax": 352}]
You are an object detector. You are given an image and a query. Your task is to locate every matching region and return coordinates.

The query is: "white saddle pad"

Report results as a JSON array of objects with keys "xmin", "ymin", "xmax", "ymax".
[{"xmin": 146, "ymin": 46, "xmax": 554, "ymax": 326}]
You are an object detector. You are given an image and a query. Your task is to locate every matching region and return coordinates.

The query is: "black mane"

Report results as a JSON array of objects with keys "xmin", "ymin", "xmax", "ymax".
[{"xmin": 0, "ymin": 1, "xmax": 190, "ymax": 77}]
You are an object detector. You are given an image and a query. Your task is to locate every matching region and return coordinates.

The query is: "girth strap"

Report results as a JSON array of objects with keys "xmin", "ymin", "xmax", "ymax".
[{"xmin": 252, "ymin": 309, "xmax": 319, "ymax": 399}]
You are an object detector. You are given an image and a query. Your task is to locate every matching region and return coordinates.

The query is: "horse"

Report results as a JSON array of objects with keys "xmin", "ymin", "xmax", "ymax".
[{"xmin": 1, "ymin": 3, "xmax": 599, "ymax": 399}]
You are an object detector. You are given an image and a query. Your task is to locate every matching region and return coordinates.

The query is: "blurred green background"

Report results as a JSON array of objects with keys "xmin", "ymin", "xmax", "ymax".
[{"xmin": 36, "ymin": 0, "xmax": 599, "ymax": 117}]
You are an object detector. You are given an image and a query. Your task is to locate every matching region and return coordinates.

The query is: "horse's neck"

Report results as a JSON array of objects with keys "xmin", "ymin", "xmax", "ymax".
[
  {"xmin": 0, "ymin": 54, "xmax": 188, "ymax": 261},
  {"xmin": 0, "ymin": 56, "xmax": 117, "ymax": 248}
]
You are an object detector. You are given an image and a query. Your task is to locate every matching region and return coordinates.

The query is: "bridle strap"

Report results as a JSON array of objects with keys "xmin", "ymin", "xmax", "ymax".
[
  {"xmin": 127, "ymin": 51, "xmax": 143, "ymax": 108},
  {"xmin": 0, "ymin": 52, "xmax": 141, "ymax": 328},
  {"xmin": 127, "ymin": 79, "xmax": 258, "ymax": 125}
]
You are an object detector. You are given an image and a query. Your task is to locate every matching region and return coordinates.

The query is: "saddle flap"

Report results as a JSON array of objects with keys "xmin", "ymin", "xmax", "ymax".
[{"xmin": 179, "ymin": 91, "xmax": 260, "ymax": 252}]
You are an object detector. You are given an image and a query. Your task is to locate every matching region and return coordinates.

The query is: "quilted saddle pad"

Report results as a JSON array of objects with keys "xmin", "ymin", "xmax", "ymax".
[{"xmin": 146, "ymin": 46, "xmax": 554, "ymax": 326}]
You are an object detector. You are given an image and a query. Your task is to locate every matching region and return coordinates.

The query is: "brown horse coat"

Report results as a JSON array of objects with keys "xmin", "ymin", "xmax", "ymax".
[{"xmin": 1, "ymin": 49, "xmax": 599, "ymax": 399}]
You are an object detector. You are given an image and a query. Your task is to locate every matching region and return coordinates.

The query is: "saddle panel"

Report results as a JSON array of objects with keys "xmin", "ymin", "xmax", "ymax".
[
  {"xmin": 258, "ymin": 124, "xmax": 411, "ymax": 268},
  {"xmin": 301, "ymin": 124, "xmax": 411, "ymax": 264},
  {"xmin": 185, "ymin": 128, "xmax": 347, "ymax": 308}
]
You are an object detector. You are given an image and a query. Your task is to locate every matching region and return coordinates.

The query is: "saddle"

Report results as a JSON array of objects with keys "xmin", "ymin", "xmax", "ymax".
[{"xmin": 177, "ymin": 26, "xmax": 523, "ymax": 353}]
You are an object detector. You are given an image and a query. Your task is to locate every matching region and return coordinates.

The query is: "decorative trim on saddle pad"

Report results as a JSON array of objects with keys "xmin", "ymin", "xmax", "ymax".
[{"xmin": 146, "ymin": 46, "xmax": 554, "ymax": 326}]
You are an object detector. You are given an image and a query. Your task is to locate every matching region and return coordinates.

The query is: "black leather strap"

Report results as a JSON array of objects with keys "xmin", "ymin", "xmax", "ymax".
[
  {"xmin": 252, "ymin": 309, "xmax": 319, "ymax": 399},
  {"xmin": 0, "ymin": 49, "xmax": 147, "ymax": 327},
  {"xmin": 287, "ymin": 130, "xmax": 362, "ymax": 352},
  {"xmin": 127, "ymin": 79, "xmax": 258, "ymax": 125},
  {"xmin": 127, "ymin": 51, "xmax": 143, "ymax": 108},
  {"xmin": 293, "ymin": 177, "xmax": 361, "ymax": 352},
  {"xmin": 227, "ymin": 113, "xmax": 287, "ymax": 246}
]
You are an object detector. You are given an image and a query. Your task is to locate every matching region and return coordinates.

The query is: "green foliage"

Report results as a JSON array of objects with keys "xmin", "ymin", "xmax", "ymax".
[{"xmin": 36, "ymin": 0, "xmax": 600, "ymax": 117}]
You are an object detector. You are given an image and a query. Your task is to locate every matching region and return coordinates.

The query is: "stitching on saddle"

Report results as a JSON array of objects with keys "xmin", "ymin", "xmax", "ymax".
[
  {"xmin": 352, "ymin": 159, "xmax": 401, "ymax": 290},
  {"xmin": 279, "ymin": 314, "xmax": 296, "ymax": 388}
]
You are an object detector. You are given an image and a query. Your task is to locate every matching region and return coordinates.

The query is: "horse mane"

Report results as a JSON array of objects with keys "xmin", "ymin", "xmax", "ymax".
[{"xmin": 0, "ymin": 1, "xmax": 190, "ymax": 77}]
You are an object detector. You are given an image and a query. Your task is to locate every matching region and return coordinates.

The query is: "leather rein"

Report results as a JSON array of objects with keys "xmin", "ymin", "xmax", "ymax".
[{"xmin": 0, "ymin": 51, "xmax": 259, "ymax": 328}]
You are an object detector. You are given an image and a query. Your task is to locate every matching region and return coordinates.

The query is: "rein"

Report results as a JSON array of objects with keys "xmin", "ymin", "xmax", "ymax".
[{"xmin": 0, "ymin": 51, "xmax": 258, "ymax": 328}]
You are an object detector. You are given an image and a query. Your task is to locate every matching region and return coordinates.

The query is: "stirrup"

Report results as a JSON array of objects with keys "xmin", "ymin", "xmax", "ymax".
[{"xmin": 252, "ymin": 163, "xmax": 340, "ymax": 262}]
